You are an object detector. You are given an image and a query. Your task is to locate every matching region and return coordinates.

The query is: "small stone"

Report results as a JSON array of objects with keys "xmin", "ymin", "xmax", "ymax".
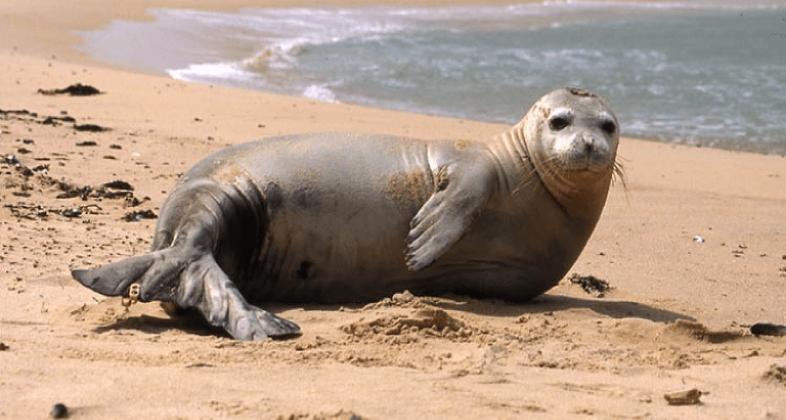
[
  {"xmin": 122, "ymin": 209, "xmax": 157, "ymax": 222},
  {"xmin": 74, "ymin": 124, "xmax": 110, "ymax": 133},
  {"xmin": 3, "ymin": 154, "xmax": 20, "ymax": 165},
  {"xmin": 750, "ymin": 323, "xmax": 786, "ymax": 337},
  {"xmin": 568, "ymin": 273, "xmax": 611, "ymax": 297},
  {"xmin": 61, "ymin": 208, "xmax": 82, "ymax": 218},
  {"xmin": 102, "ymin": 180, "xmax": 134, "ymax": 191},
  {"xmin": 664, "ymin": 388, "xmax": 702, "ymax": 406},
  {"xmin": 50, "ymin": 402, "xmax": 68, "ymax": 418},
  {"xmin": 38, "ymin": 83, "xmax": 101, "ymax": 96}
]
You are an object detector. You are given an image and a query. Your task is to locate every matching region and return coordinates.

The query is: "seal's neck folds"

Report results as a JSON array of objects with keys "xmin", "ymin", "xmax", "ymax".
[{"xmin": 486, "ymin": 124, "xmax": 533, "ymax": 196}]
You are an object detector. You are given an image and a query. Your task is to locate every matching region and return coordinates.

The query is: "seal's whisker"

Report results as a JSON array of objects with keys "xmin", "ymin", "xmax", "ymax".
[
  {"xmin": 511, "ymin": 165, "xmax": 541, "ymax": 195},
  {"xmin": 519, "ymin": 168, "xmax": 542, "ymax": 191},
  {"xmin": 541, "ymin": 156, "xmax": 568, "ymax": 185},
  {"xmin": 513, "ymin": 154, "xmax": 564, "ymax": 195},
  {"xmin": 612, "ymin": 158, "xmax": 631, "ymax": 206},
  {"xmin": 612, "ymin": 159, "xmax": 627, "ymax": 186}
]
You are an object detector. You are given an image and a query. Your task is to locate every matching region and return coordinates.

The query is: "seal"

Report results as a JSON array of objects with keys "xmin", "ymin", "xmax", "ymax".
[{"xmin": 72, "ymin": 87, "xmax": 620, "ymax": 340}]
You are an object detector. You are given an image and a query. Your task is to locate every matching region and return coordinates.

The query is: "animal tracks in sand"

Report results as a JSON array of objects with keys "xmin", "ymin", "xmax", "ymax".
[{"xmin": 764, "ymin": 364, "xmax": 786, "ymax": 386}]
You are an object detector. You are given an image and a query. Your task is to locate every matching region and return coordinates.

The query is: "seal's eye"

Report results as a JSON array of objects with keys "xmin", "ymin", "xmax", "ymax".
[
  {"xmin": 549, "ymin": 116, "xmax": 570, "ymax": 131},
  {"xmin": 601, "ymin": 120, "xmax": 616, "ymax": 135}
]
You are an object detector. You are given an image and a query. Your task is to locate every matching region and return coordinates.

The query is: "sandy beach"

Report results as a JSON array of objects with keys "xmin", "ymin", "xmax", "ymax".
[{"xmin": 1, "ymin": 1, "xmax": 785, "ymax": 419}]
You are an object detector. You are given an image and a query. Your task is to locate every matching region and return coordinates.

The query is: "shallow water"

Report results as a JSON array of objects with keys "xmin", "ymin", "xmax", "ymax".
[{"xmin": 80, "ymin": 1, "xmax": 786, "ymax": 154}]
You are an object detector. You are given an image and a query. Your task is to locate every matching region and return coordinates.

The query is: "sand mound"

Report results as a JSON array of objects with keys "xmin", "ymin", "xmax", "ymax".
[
  {"xmin": 360, "ymin": 289, "xmax": 441, "ymax": 310},
  {"xmin": 341, "ymin": 308, "xmax": 476, "ymax": 343}
]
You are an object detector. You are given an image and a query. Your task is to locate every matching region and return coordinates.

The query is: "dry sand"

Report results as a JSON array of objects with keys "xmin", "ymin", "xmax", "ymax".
[{"xmin": 1, "ymin": 1, "xmax": 785, "ymax": 419}]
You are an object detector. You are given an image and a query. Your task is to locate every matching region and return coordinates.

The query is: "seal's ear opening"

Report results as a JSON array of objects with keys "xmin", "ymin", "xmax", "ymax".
[{"xmin": 71, "ymin": 253, "xmax": 157, "ymax": 296}]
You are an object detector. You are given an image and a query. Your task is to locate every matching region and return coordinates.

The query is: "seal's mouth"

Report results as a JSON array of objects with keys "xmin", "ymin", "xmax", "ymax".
[
  {"xmin": 561, "ymin": 154, "xmax": 612, "ymax": 173},
  {"xmin": 556, "ymin": 141, "xmax": 614, "ymax": 174},
  {"xmin": 549, "ymin": 125, "xmax": 614, "ymax": 172}
]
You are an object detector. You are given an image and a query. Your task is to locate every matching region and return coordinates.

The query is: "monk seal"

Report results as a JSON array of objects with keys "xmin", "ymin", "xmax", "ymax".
[{"xmin": 71, "ymin": 87, "xmax": 620, "ymax": 340}]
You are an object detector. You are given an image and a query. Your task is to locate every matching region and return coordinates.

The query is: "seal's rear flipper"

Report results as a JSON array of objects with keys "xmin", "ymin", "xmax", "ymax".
[
  {"xmin": 71, "ymin": 253, "xmax": 159, "ymax": 297},
  {"xmin": 178, "ymin": 254, "xmax": 301, "ymax": 340},
  {"xmin": 71, "ymin": 249, "xmax": 300, "ymax": 340},
  {"xmin": 71, "ymin": 248, "xmax": 184, "ymax": 301}
]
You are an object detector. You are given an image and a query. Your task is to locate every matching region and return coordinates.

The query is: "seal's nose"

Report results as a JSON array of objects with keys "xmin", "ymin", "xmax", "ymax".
[{"xmin": 581, "ymin": 134, "xmax": 596, "ymax": 153}]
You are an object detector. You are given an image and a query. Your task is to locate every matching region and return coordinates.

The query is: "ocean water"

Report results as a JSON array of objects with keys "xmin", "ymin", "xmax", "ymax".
[{"xmin": 80, "ymin": 1, "xmax": 786, "ymax": 154}]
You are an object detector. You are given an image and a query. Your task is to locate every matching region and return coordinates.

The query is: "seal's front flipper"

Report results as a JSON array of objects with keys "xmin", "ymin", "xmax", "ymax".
[
  {"xmin": 405, "ymin": 163, "xmax": 495, "ymax": 271},
  {"xmin": 178, "ymin": 254, "xmax": 300, "ymax": 340}
]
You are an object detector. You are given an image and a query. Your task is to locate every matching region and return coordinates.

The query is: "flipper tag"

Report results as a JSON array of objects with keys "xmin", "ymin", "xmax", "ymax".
[{"xmin": 122, "ymin": 283, "xmax": 141, "ymax": 308}]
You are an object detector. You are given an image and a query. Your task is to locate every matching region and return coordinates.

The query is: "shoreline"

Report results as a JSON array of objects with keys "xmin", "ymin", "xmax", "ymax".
[
  {"xmin": 2, "ymin": 1, "xmax": 786, "ymax": 419},
  {"xmin": 5, "ymin": 0, "xmax": 785, "ymax": 71},
  {"xmin": 63, "ymin": 2, "xmax": 786, "ymax": 156},
  {"xmin": 0, "ymin": 0, "xmax": 545, "ymax": 66}
]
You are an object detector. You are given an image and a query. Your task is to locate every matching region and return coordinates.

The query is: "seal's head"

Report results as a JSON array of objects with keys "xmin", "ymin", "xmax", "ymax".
[{"xmin": 521, "ymin": 87, "xmax": 620, "ymax": 215}]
